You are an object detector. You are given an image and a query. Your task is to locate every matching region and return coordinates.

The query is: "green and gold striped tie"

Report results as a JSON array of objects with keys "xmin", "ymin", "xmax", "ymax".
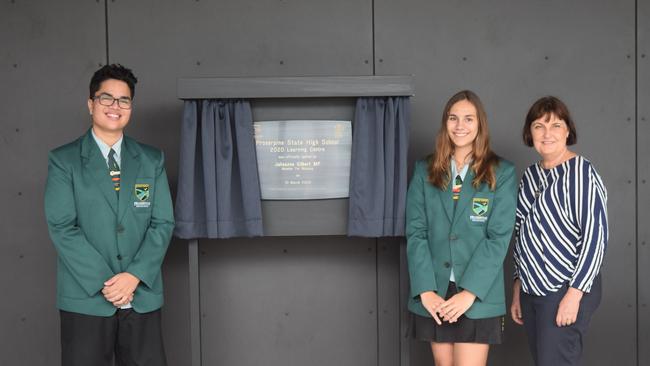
[
  {"xmin": 452, "ymin": 174, "xmax": 462, "ymax": 201},
  {"xmin": 108, "ymin": 149, "xmax": 120, "ymax": 195}
]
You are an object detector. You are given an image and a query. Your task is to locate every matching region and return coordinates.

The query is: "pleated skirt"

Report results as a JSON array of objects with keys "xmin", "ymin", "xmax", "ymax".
[{"xmin": 412, "ymin": 282, "xmax": 503, "ymax": 344}]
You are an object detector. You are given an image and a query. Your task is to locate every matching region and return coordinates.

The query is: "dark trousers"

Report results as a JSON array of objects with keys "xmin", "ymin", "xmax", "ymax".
[
  {"xmin": 60, "ymin": 309, "xmax": 167, "ymax": 366},
  {"xmin": 520, "ymin": 276, "xmax": 602, "ymax": 366}
]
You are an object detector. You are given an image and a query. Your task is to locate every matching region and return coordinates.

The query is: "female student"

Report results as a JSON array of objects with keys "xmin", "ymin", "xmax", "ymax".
[{"xmin": 406, "ymin": 90, "xmax": 517, "ymax": 366}]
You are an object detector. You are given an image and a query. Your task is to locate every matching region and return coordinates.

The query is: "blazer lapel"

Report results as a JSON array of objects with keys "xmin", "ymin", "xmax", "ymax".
[
  {"xmin": 438, "ymin": 174, "xmax": 455, "ymax": 223},
  {"xmin": 117, "ymin": 138, "xmax": 140, "ymax": 222},
  {"xmin": 452, "ymin": 169, "xmax": 476, "ymax": 225},
  {"xmin": 81, "ymin": 131, "xmax": 118, "ymax": 215}
]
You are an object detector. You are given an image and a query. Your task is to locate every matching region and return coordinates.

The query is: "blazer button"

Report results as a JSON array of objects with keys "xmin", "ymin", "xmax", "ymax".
[
  {"xmin": 116, "ymin": 225, "xmax": 124, "ymax": 233},
  {"xmin": 449, "ymin": 234, "xmax": 458, "ymax": 240},
  {"xmin": 117, "ymin": 254, "xmax": 123, "ymax": 260},
  {"xmin": 444, "ymin": 262, "xmax": 451, "ymax": 268}
]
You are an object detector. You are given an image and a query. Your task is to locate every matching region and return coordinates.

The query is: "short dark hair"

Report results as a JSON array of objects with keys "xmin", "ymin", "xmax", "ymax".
[
  {"xmin": 523, "ymin": 96, "xmax": 577, "ymax": 147},
  {"xmin": 89, "ymin": 64, "xmax": 138, "ymax": 99}
]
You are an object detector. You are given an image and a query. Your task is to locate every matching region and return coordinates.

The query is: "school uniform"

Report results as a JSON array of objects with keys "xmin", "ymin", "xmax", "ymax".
[
  {"xmin": 45, "ymin": 129, "xmax": 174, "ymax": 366},
  {"xmin": 406, "ymin": 157, "xmax": 517, "ymax": 343}
]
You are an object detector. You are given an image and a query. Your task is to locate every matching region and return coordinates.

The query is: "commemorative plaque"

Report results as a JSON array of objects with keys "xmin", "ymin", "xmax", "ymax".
[{"xmin": 253, "ymin": 120, "xmax": 352, "ymax": 200}]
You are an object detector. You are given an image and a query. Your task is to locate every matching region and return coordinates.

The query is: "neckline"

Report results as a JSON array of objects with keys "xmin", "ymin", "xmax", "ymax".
[{"xmin": 539, "ymin": 155, "xmax": 579, "ymax": 172}]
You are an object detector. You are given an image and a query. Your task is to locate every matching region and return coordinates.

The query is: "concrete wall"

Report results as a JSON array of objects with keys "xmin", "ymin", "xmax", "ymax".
[{"xmin": 0, "ymin": 0, "xmax": 642, "ymax": 365}]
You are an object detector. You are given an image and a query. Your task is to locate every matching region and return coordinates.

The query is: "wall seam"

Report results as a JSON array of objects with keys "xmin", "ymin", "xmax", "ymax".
[
  {"xmin": 635, "ymin": 0, "xmax": 639, "ymax": 365},
  {"xmin": 104, "ymin": 0, "xmax": 110, "ymax": 64},
  {"xmin": 371, "ymin": 0, "xmax": 376, "ymax": 76}
]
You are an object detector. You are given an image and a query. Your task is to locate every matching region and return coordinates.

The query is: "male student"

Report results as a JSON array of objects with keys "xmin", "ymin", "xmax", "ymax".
[{"xmin": 44, "ymin": 64, "xmax": 174, "ymax": 366}]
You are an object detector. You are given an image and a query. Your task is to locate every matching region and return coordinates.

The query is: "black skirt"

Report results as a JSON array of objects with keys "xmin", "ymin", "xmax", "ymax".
[{"xmin": 412, "ymin": 282, "xmax": 503, "ymax": 344}]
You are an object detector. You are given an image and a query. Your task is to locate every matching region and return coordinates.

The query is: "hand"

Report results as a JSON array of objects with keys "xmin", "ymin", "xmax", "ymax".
[
  {"xmin": 420, "ymin": 291, "xmax": 445, "ymax": 325},
  {"xmin": 102, "ymin": 272, "xmax": 140, "ymax": 307},
  {"xmin": 112, "ymin": 293, "xmax": 134, "ymax": 307},
  {"xmin": 556, "ymin": 287, "xmax": 583, "ymax": 327},
  {"xmin": 510, "ymin": 279, "xmax": 524, "ymax": 325},
  {"xmin": 438, "ymin": 290, "xmax": 476, "ymax": 323}
]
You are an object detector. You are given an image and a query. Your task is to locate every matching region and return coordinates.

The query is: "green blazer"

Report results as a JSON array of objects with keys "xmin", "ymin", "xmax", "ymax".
[
  {"xmin": 406, "ymin": 157, "xmax": 517, "ymax": 319},
  {"xmin": 44, "ymin": 129, "xmax": 175, "ymax": 316}
]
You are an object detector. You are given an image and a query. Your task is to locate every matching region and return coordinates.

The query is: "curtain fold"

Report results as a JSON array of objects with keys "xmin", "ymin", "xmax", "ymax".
[
  {"xmin": 174, "ymin": 99, "xmax": 263, "ymax": 239},
  {"xmin": 348, "ymin": 96, "xmax": 410, "ymax": 237}
]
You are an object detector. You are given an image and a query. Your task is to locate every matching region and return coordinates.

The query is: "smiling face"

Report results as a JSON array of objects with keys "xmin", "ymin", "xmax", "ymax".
[
  {"xmin": 530, "ymin": 113, "xmax": 569, "ymax": 159},
  {"xmin": 446, "ymin": 99, "xmax": 479, "ymax": 154},
  {"xmin": 87, "ymin": 79, "xmax": 132, "ymax": 136}
]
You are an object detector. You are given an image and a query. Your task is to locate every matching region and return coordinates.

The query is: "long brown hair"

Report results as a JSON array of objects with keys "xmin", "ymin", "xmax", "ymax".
[{"xmin": 428, "ymin": 90, "xmax": 499, "ymax": 190}]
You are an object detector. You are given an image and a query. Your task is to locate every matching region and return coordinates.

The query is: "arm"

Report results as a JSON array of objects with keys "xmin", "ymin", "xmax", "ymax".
[
  {"xmin": 557, "ymin": 163, "xmax": 608, "ymax": 326},
  {"xmin": 125, "ymin": 151, "xmax": 175, "ymax": 289},
  {"xmin": 512, "ymin": 177, "xmax": 527, "ymax": 282},
  {"xmin": 510, "ymin": 178, "xmax": 527, "ymax": 325},
  {"xmin": 44, "ymin": 152, "xmax": 114, "ymax": 296},
  {"xmin": 510, "ymin": 279, "xmax": 524, "ymax": 325},
  {"xmin": 406, "ymin": 162, "xmax": 438, "ymax": 299},
  {"xmin": 569, "ymin": 164, "xmax": 608, "ymax": 292},
  {"xmin": 406, "ymin": 161, "xmax": 445, "ymax": 323},
  {"xmin": 458, "ymin": 163, "xmax": 518, "ymax": 301}
]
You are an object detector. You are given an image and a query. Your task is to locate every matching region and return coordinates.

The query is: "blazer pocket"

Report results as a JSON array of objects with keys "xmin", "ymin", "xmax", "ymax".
[{"xmin": 468, "ymin": 192, "xmax": 494, "ymax": 226}]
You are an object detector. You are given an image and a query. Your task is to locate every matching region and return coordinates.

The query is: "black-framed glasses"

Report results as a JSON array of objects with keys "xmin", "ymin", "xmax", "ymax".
[{"xmin": 92, "ymin": 93, "xmax": 133, "ymax": 110}]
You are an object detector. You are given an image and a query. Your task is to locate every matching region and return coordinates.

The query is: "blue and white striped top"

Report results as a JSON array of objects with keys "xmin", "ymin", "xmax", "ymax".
[{"xmin": 513, "ymin": 156, "xmax": 608, "ymax": 296}]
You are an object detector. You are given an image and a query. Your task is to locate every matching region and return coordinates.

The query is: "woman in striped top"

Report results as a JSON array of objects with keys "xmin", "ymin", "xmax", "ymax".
[{"xmin": 511, "ymin": 96, "xmax": 608, "ymax": 366}]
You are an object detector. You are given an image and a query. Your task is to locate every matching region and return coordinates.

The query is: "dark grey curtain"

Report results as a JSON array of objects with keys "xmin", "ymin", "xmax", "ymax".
[
  {"xmin": 174, "ymin": 99, "xmax": 263, "ymax": 239},
  {"xmin": 348, "ymin": 96, "xmax": 410, "ymax": 237}
]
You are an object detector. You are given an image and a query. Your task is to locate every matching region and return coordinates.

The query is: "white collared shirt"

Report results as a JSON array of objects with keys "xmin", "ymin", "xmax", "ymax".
[
  {"xmin": 451, "ymin": 159, "xmax": 470, "ymax": 183},
  {"xmin": 91, "ymin": 128, "xmax": 123, "ymax": 168}
]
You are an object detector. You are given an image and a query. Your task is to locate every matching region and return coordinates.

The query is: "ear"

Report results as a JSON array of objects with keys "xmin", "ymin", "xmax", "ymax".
[{"xmin": 87, "ymin": 98, "xmax": 94, "ymax": 115}]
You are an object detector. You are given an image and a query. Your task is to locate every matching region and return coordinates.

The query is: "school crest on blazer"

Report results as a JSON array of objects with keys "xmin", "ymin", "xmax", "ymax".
[
  {"xmin": 135, "ymin": 183, "xmax": 150, "ymax": 201},
  {"xmin": 470, "ymin": 197, "xmax": 489, "ymax": 222}
]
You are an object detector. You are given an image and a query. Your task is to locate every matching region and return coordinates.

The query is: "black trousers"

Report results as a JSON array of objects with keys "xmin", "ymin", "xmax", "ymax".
[
  {"xmin": 60, "ymin": 309, "xmax": 167, "ymax": 366},
  {"xmin": 520, "ymin": 276, "xmax": 602, "ymax": 366}
]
